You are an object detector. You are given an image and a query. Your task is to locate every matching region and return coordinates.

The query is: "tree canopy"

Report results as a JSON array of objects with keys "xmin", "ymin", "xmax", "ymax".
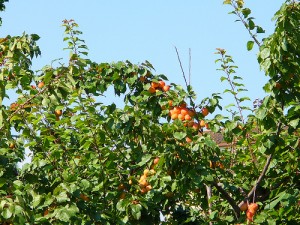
[{"xmin": 0, "ymin": 0, "xmax": 299, "ymax": 224}]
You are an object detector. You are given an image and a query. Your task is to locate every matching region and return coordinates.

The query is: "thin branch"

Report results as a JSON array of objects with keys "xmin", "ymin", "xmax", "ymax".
[
  {"xmin": 231, "ymin": 1, "xmax": 261, "ymax": 48},
  {"xmin": 205, "ymin": 185, "xmax": 213, "ymax": 225},
  {"xmin": 238, "ymin": 119, "xmax": 283, "ymax": 207},
  {"xmin": 212, "ymin": 181, "xmax": 240, "ymax": 220},
  {"xmin": 174, "ymin": 46, "xmax": 188, "ymax": 88},
  {"xmin": 189, "ymin": 48, "xmax": 191, "ymax": 86}
]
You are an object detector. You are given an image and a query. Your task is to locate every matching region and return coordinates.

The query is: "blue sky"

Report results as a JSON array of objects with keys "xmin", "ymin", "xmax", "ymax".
[{"xmin": 1, "ymin": 1, "xmax": 283, "ymax": 109}]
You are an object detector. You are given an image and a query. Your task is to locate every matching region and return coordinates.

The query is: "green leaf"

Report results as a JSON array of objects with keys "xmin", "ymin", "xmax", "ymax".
[
  {"xmin": 288, "ymin": 118, "xmax": 299, "ymax": 128},
  {"xmin": 56, "ymin": 191, "xmax": 70, "ymax": 203},
  {"xmin": 137, "ymin": 154, "xmax": 152, "ymax": 167},
  {"xmin": 256, "ymin": 107, "xmax": 267, "ymax": 120},
  {"xmin": 54, "ymin": 204, "xmax": 79, "ymax": 222},
  {"xmin": 130, "ymin": 204, "xmax": 142, "ymax": 220},
  {"xmin": 260, "ymin": 47, "xmax": 270, "ymax": 59},
  {"xmin": 32, "ymin": 194, "xmax": 43, "ymax": 208},
  {"xmin": 116, "ymin": 200, "xmax": 127, "ymax": 212},
  {"xmin": 247, "ymin": 41, "xmax": 254, "ymax": 51},
  {"xmin": 173, "ymin": 131, "xmax": 186, "ymax": 140},
  {"xmin": 1, "ymin": 207, "xmax": 12, "ymax": 219}
]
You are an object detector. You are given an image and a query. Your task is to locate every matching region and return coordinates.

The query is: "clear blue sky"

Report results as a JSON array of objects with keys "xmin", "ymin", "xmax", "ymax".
[{"xmin": 1, "ymin": 0, "xmax": 283, "ymax": 110}]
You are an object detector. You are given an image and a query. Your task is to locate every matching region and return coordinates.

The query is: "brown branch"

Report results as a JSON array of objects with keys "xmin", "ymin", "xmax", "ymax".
[
  {"xmin": 212, "ymin": 181, "xmax": 240, "ymax": 220},
  {"xmin": 238, "ymin": 120, "xmax": 283, "ymax": 206},
  {"xmin": 205, "ymin": 185, "xmax": 213, "ymax": 225}
]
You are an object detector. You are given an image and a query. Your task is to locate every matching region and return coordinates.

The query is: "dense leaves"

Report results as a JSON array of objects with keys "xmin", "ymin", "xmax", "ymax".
[{"xmin": 0, "ymin": 1, "xmax": 300, "ymax": 224}]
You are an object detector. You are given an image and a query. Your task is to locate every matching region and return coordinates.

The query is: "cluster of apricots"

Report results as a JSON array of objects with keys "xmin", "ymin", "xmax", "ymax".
[
  {"xmin": 246, "ymin": 203, "xmax": 259, "ymax": 222},
  {"xmin": 148, "ymin": 80, "xmax": 170, "ymax": 93},
  {"xmin": 168, "ymin": 101, "xmax": 210, "ymax": 130},
  {"xmin": 209, "ymin": 160, "xmax": 224, "ymax": 169},
  {"xmin": 117, "ymin": 157, "xmax": 159, "ymax": 199},
  {"xmin": 138, "ymin": 157, "xmax": 159, "ymax": 194}
]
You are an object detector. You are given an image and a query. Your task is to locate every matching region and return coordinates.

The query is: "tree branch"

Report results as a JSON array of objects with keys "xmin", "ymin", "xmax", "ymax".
[{"xmin": 212, "ymin": 181, "xmax": 240, "ymax": 220}]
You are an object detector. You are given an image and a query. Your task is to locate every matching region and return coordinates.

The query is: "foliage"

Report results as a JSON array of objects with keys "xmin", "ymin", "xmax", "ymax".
[{"xmin": 0, "ymin": 0, "xmax": 300, "ymax": 224}]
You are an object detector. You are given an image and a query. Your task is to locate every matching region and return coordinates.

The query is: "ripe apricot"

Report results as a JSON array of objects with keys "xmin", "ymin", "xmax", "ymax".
[
  {"xmin": 246, "ymin": 210, "xmax": 254, "ymax": 221},
  {"xmin": 179, "ymin": 102, "xmax": 187, "ymax": 108},
  {"xmin": 275, "ymin": 82, "xmax": 282, "ymax": 89},
  {"xmin": 173, "ymin": 107, "xmax": 181, "ymax": 114},
  {"xmin": 143, "ymin": 169, "xmax": 150, "ymax": 176},
  {"xmin": 239, "ymin": 202, "xmax": 248, "ymax": 211},
  {"xmin": 162, "ymin": 85, "xmax": 170, "ymax": 92},
  {"xmin": 168, "ymin": 100, "xmax": 173, "ymax": 107},
  {"xmin": 158, "ymin": 80, "xmax": 165, "ymax": 89},
  {"xmin": 201, "ymin": 107, "xmax": 209, "ymax": 117},
  {"xmin": 139, "ymin": 180, "xmax": 148, "ymax": 188},
  {"xmin": 9, "ymin": 143, "xmax": 15, "ymax": 149},
  {"xmin": 171, "ymin": 113, "xmax": 178, "ymax": 120},
  {"xmin": 153, "ymin": 157, "xmax": 160, "ymax": 165},
  {"xmin": 178, "ymin": 114, "xmax": 185, "ymax": 121},
  {"xmin": 192, "ymin": 122, "xmax": 199, "ymax": 130},
  {"xmin": 181, "ymin": 108, "xmax": 189, "ymax": 116},
  {"xmin": 146, "ymin": 185, "xmax": 152, "ymax": 191},
  {"xmin": 139, "ymin": 175, "xmax": 147, "ymax": 182},
  {"xmin": 79, "ymin": 193, "xmax": 89, "ymax": 202},
  {"xmin": 44, "ymin": 209, "xmax": 49, "ymax": 216},
  {"xmin": 200, "ymin": 120, "xmax": 205, "ymax": 127},
  {"xmin": 38, "ymin": 82, "xmax": 45, "ymax": 89},
  {"xmin": 148, "ymin": 86, "xmax": 156, "ymax": 94},
  {"xmin": 248, "ymin": 203, "xmax": 258, "ymax": 213},
  {"xmin": 186, "ymin": 137, "xmax": 192, "ymax": 143},
  {"xmin": 151, "ymin": 82, "xmax": 159, "ymax": 89},
  {"xmin": 54, "ymin": 109, "xmax": 63, "ymax": 117},
  {"xmin": 205, "ymin": 123, "xmax": 209, "ymax": 129},
  {"xmin": 139, "ymin": 76, "xmax": 146, "ymax": 82},
  {"xmin": 140, "ymin": 187, "xmax": 148, "ymax": 194},
  {"xmin": 184, "ymin": 114, "xmax": 192, "ymax": 121},
  {"xmin": 209, "ymin": 161, "xmax": 216, "ymax": 169},
  {"xmin": 188, "ymin": 109, "xmax": 196, "ymax": 117}
]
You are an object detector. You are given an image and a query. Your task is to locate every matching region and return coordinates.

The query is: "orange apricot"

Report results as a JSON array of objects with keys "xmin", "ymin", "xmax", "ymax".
[
  {"xmin": 200, "ymin": 120, "xmax": 206, "ymax": 127},
  {"xmin": 162, "ymin": 85, "xmax": 170, "ymax": 92},
  {"xmin": 158, "ymin": 80, "xmax": 165, "ymax": 89},
  {"xmin": 153, "ymin": 157, "xmax": 160, "ymax": 165},
  {"xmin": 202, "ymin": 107, "xmax": 209, "ymax": 117},
  {"xmin": 148, "ymin": 86, "xmax": 156, "ymax": 94},
  {"xmin": 146, "ymin": 185, "xmax": 152, "ymax": 191},
  {"xmin": 171, "ymin": 113, "xmax": 178, "ymax": 120},
  {"xmin": 181, "ymin": 108, "xmax": 189, "ymax": 116},
  {"xmin": 186, "ymin": 137, "xmax": 192, "ymax": 143},
  {"xmin": 248, "ymin": 203, "xmax": 258, "ymax": 213},
  {"xmin": 38, "ymin": 81, "xmax": 45, "ymax": 89},
  {"xmin": 239, "ymin": 202, "xmax": 248, "ymax": 212},
  {"xmin": 184, "ymin": 114, "xmax": 192, "ymax": 121},
  {"xmin": 151, "ymin": 82, "xmax": 159, "ymax": 88},
  {"xmin": 192, "ymin": 122, "xmax": 199, "ymax": 130},
  {"xmin": 54, "ymin": 109, "xmax": 63, "ymax": 117}
]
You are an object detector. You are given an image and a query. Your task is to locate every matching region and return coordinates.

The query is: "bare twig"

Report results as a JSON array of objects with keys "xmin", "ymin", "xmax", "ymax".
[
  {"xmin": 174, "ymin": 46, "xmax": 188, "ymax": 88},
  {"xmin": 189, "ymin": 48, "xmax": 191, "ymax": 86}
]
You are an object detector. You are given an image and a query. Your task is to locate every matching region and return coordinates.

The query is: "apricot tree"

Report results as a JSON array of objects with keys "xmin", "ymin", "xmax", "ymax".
[{"xmin": 0, "ymin": 0, "xmax": 299, "ymax": 224}]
